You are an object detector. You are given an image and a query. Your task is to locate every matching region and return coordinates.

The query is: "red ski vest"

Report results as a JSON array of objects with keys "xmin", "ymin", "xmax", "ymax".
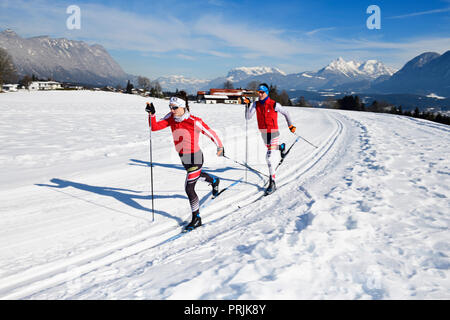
[{"xmin": 256, "ymin": 97, "xmax": 278, "ymax": 132}]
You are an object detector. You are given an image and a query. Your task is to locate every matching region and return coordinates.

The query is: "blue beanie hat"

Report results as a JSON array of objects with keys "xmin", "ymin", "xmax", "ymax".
[{"xmin": 258, "ymin": 84, "xmax": 269, "ymax": 95}]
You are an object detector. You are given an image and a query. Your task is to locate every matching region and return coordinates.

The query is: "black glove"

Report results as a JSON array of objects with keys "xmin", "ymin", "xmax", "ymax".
[
  {"xmin": 145, "ymin": 102, "xmax": 155, "ymax": 115},
  {"xmin": 217, "ymin": 147, "xmax": 225, "ymax": 157}
]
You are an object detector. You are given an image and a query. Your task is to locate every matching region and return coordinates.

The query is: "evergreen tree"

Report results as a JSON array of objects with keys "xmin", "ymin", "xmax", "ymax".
[
  {"xmin": 268, "ymin": 84, "xmax": 279, "ymax": 102},
  {"xmin": 336, "ymin": 95, "xmax": 364, "ymax": 111},
  {"xmin": 126, "ymin": 80, "xmax": 134, "ymax": 94}
]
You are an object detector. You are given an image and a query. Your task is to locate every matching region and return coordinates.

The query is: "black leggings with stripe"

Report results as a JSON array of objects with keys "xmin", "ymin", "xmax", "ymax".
[{"xmin": 180, "ymin": 151, "xmax": 214, "ymax": 213}]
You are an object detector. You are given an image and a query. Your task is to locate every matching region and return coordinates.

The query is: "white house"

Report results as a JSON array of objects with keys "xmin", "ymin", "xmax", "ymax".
[
  {"xmin": 29, "ymin": 81, "xmax": 62, "ymax": 91},
  {"xmin": 1, "ymin": 84, "xmax": 19, "ymax": 92},
  {"xmin": 203, "ymin": 94, "xmax": 228, "ymax": 104}
]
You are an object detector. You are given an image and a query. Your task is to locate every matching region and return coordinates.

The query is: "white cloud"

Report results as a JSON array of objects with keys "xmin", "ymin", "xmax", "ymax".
[
  {"xmin": 192, "ymin": 15, "xmax": 320, "ymax": 58},
  {"xmin": 176, "ymin": 54, "xmax": 196, "ymax": 61},
  {"xmin": 387, "ymin": 7, "xmax": 450, "ymax": 19},
  {"xmin": 305, "ymin": 27, "xmax": 336, "ymax": 36},
  {"xmin": 1, "ymin": 0, "xmax": 449, "ymax": 75},
  {"xmin": 334, "ymin": 37, "xmax": 450, "ymax": 52}
]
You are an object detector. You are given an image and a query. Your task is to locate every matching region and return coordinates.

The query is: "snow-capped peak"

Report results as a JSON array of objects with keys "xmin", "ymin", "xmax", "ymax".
[
  {"xmin": 321, "ymin": 57, "xmax": 396, "ymax": 78},
  {"xmin": 323, "ymin": 57, "xmax": 362, "ymax": 77},
  {"xmin": 226, "ymin": 66, "xmax": 286, "ymax": 82},
  {"xmin": 358, "ymin": 60, "xmax": 396, "ymax": 77}
]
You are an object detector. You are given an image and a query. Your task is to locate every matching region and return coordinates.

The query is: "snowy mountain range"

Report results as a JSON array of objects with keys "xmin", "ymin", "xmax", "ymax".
[
  {"xmin": 157, "ymin": 60, "xmax": 396, "ymax": 93},
  {"xmin": 0, "ymin": 29, "xmax": 130, "ymax": 86},
  {"xmin": 2, "ymin": 29, "xmax": 447, "ymax": 98},
  {"xmin": 318, "ymin": 57, "xmax": 396, "ymax": 79},
  {"xmin": 155, "ymin": 67, "xmax": 287, "ymax": 93},
  {"xmin": 226, "ymin": 66, "xmax": 287, "ymax": 81}
]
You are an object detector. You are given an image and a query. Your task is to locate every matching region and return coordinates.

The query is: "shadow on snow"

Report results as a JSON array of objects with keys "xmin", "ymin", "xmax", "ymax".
[{"xmin": 35, "ymin": 178, "xmax": 185, "ymax": 224}]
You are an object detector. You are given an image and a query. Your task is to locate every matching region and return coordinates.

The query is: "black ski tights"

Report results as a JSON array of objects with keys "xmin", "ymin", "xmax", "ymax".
[{"xmin": 180, "ymin": 151, "xmax": 214, "ymax": 213}]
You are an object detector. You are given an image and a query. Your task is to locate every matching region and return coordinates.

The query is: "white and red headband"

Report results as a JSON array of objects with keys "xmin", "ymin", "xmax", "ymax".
[{"xmin": 169, "ymin": 97, "xmax": 186, "ymax": 109}]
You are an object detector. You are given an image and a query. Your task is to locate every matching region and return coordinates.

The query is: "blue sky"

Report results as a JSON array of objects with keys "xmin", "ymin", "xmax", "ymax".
[{"xmin": 1, "ymin": 0, "xmax": 449, "ymax": 79}]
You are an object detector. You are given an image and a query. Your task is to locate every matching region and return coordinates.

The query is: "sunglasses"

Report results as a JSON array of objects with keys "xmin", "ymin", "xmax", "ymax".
[
  {"xmin": 258, "ymin": 91, "xmax": 266, "ymax": 94},
  {"xmin": 169, "ymin": 105, "xmax": 179, "ymax": 110}
]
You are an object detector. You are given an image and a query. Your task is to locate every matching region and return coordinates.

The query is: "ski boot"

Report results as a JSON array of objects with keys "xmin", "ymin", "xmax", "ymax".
[
  {"xmin": 264, "ymin": 178, "xmax": 277, "ymax": 196},
  {"xmin": 279, "ymin": 143, "xmax": 287, "ymax": 158},
  {"xmin": 211, "ymin": 177, "xmax": 220, "ymax": 197},
  {"xmin": 184, "ymin": 211, "xmax": 202, "ymax": 232}
]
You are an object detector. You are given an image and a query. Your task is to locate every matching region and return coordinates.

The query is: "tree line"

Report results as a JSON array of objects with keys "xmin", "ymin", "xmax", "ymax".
[
  {"xmin": 332, "ymin": 95, "xmax": 450, "ymax": 126},
  {"xmin": 238, "ymin": 78, "xmax": 450, "ymax": 126}
]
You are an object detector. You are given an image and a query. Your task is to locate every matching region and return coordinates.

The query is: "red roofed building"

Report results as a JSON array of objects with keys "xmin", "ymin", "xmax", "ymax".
[{"xmin": 197, "ymin": 88, "xmax": 255, "ymax": 104}]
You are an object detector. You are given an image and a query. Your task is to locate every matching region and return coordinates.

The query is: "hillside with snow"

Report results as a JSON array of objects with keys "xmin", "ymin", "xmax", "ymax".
[{"xmin": 0, "ymin": 91, "xmax": 448, "ymax": 299}]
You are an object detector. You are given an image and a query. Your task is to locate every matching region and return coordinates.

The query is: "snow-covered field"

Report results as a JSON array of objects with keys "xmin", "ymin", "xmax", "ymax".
[{"xmin": 0, "ymin": 91, "xmax": 449, "ymax": 299}]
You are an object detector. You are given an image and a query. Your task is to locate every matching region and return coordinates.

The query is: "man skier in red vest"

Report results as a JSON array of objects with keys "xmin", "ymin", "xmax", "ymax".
[{"xmin": 245, "ymin": 83, "xmax": 296, "ymax": 195}]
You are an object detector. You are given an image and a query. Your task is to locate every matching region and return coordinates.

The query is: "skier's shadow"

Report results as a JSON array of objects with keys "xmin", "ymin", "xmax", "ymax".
[
  {"xmin": 129, "ymin": 158, "xmax": 263, "ymax": 192},
  {"xmin": 128, "ymin": 159, "xmax": 242, "ymax": 174},
  {"xmin": 35, "ymin": 178, "xmax": 185, "ymax": 224}
]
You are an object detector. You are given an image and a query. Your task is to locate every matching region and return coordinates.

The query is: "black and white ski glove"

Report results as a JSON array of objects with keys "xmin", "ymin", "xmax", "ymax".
[{"xmin": 145, "ymin": 102, "xmax": 155, "ymax": 115}]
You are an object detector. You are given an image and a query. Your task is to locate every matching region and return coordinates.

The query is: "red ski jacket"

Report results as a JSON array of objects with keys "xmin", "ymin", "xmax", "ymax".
[
  {"xmin": 149, "ymin": 112, "xmax": 223, "ymax": 155},
  {"xmin": 255, "ymin": 97, "xmax": 279, "ymax": 132}
]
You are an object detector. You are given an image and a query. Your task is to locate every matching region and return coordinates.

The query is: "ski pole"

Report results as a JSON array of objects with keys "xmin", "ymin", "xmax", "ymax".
[
  {"xmin": 148, "ymin": 103, "xmax": 155, "ymax": 222},
  {"xmin": 295, "ymin": 133, "xmax": 318, "ymax": 149},
  {"xmin": 245, "ymin": 101, "xmax": 249, "ymax": 183},
  {"xmin": 275, "ymin": 135, "xmax": 301, "ymax": 171},
  {"xmin": 224, "ymin": 155, "xmax": 269, "ymax": 178}
]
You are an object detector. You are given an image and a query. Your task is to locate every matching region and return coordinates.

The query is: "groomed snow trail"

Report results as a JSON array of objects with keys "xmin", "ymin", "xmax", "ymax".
[{"xmin": 0, "ymin": 91, "xmax": 448, "ymax": 299}]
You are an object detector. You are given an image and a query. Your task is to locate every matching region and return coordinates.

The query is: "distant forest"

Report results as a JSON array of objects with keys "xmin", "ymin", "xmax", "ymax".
[
  {"xmin": 286, "ymin": 91, "xmax": 450, "ymax": 126},
  {"xmin": 330, "ymin": 95, "xmax": 450, "ymax": 126}
]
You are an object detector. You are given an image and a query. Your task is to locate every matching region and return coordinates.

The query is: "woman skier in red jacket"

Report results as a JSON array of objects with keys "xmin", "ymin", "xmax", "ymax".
[{"xmin": 146, "ymin": 91, "xmax": 224, "ymax": 231}]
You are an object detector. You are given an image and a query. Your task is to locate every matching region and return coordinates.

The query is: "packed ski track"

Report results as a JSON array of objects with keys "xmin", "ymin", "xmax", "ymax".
[{"xmin": 0, "ymin": 91, "xmax": 448, "ymax": 300}]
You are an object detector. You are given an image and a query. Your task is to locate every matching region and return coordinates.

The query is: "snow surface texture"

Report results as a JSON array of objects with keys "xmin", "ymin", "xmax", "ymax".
[{"xmin": 0, "ymin": 91, "xmax": 449, "ymax": 300}]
